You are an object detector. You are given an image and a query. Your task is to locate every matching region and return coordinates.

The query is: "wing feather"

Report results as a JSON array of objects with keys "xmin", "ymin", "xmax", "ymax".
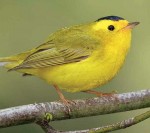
[{"xmin": 13, "ymin": 26, "xmax": 99, "ymax": 70}]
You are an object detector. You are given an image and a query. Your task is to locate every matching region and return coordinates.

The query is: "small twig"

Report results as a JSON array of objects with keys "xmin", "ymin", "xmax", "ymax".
[
  {"xmin": 36, "ymin": 120, "xmax": 54, "ymax": 133},
  {"xmin": 36, "ymin": 120, "xmax": 56, "ymax": 133},
  {"xmin": 36, "ymin": 113, "xmax": 58, "ymax": 133},
  {"xmin": 0, "ymin": 89, "xmax": 149, "ymax": 129},
  {"xmin": 84, "ymin": 110, "xmax": 150, "ymax": 133}
]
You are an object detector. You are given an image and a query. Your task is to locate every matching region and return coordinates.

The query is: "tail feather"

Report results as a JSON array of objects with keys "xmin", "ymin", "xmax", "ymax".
[
  {"xmin": 0, "ymin": 56, "xmax": 18, "ymax": 69},
  {"xmin": 0, "ymin": 62, "xmax": 9, "ymax": 67},
  {"xmin": 0, "ymin": 56, "xmax": 18, "ymax": 62},
  {"xmin": 0, "ymin": 49, "xmax": 34, "ymax": 69}
]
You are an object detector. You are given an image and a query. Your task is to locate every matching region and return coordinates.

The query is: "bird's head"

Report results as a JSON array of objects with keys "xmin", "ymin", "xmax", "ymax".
[{"xmin": 92, "ymin": 16, "xmax": 139, "ymax": 49}]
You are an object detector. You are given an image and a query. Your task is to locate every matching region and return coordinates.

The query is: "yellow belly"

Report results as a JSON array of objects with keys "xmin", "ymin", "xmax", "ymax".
[{"xmin": 35, "ymin": 49, "xmax": 126, "ymax": 92}]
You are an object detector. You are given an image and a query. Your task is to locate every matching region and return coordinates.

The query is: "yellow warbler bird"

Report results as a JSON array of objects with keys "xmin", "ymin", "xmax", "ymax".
[{"xmin": 0, "ymin": 16, "xmax": 139, "ymax": 104}]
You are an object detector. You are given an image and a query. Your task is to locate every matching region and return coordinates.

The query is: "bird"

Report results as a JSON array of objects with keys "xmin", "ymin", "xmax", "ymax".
[{"xmin": 0, "ymin": 16, "xmax": 139, "ymax": 104}]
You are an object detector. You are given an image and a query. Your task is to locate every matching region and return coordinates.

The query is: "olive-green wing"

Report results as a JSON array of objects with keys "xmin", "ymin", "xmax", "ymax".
[{"xmin": 13, "ymin": 27, "xmax": 99, "ymax": 69}]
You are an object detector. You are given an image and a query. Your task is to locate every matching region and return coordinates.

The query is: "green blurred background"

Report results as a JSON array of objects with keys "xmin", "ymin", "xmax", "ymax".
[{"xmin": 0, "ymin": 0, "xmax": 150, "ymax": 133}]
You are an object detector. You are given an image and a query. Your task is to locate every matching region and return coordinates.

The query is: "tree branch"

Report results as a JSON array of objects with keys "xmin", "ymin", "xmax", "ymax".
[
  {"xmin": 36, "ymin": 110, "xmax": 150, "ymax": 133},
  {"xmin": 0, "ymin": 89, "xmax": 149, "ymax": 130}
]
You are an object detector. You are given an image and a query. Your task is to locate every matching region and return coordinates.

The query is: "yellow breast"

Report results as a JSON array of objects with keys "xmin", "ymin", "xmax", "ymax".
[{"xmin": 37, "ymin": 34, "xmax": 131, "ymax": 92}]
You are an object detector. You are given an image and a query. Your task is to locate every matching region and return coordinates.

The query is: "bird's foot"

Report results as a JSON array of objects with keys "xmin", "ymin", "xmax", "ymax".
[
  {"xmin": 59, "ymin": 97, "xmax": 77, "ymax": 116},
  {"xmin": 60, "ymin": 97, "xmax": 75, "ymax": 105},
  {"xmin": 53, "ymin": 84, "xmax": 76, "ymax": 106}
]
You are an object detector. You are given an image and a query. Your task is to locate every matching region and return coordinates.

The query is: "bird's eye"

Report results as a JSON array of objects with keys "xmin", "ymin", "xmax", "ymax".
[{"xmin": 108, "ymin": 25, "xmax": 115, "ymax": 31}]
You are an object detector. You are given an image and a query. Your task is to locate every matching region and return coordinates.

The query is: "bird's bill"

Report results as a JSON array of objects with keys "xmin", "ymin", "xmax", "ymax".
[{"xmin": 124, "ymin": 22, "xmax": 140, "ymax": 30}]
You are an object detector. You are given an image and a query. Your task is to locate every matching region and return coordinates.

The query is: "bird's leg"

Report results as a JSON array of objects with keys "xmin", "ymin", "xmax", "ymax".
[
  {"xmin": 53, "ymin": 84, "xmax": 72, "ymax": 105},
  {"xmin": 83, "ymin": 90, "xmax": 116, "ymax": 97}
]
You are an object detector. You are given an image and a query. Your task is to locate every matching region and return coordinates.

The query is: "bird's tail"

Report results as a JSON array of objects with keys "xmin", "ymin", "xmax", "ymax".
[
  {"xmin": 0, "ymin": 56, "xmax": 20, "ymax": 69},
  {"xmin": 0, "ymin": 61, "xmax": 9, "ymax": 67},
  {"xmin": 0, "ymin": 50, "xmax": 33, "ymax": 70}
]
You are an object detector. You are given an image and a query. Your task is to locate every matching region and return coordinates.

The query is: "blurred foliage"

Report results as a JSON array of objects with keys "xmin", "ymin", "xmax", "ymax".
[{"xmin": 0, "ymin": 0, "xmax": 150, "ymax": 133}]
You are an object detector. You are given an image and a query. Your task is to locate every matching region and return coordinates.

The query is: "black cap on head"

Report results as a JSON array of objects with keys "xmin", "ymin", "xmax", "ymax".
[{"xmin": 96, "ymin": 16, "xmax": 124, "ymax": 22}]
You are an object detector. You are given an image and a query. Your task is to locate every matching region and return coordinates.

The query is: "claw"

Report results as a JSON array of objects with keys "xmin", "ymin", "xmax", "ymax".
[{"xmin": 60, "ymin": 98, "xmax": 75, "ymax": 105}]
